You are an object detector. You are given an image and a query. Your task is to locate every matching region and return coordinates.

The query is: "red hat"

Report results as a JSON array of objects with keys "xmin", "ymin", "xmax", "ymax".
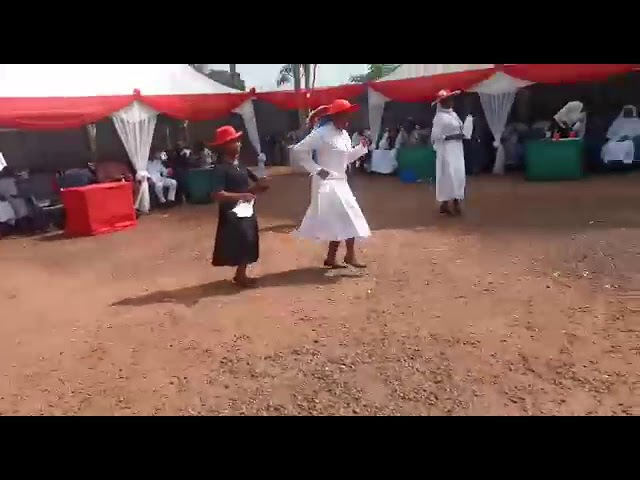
[
  {"xmin": 431, "ymin": 89, "xmax": 461, "ymax": 106},
  {"xmin": 208, "ymin": 126, "xmax": 243, "ymax": 147},
  {"xmin": 325, "ymin": 99, "xmax": 359, "ymax": 116},
  {"xmin": 307, "ymin": 105, "xmax": 330, "ymax": 125}
]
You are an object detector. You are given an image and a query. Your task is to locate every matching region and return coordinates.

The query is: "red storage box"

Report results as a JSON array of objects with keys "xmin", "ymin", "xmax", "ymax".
[{"xmin": 61, "ymin": 181, "xmax": 137, "ymax": 237}]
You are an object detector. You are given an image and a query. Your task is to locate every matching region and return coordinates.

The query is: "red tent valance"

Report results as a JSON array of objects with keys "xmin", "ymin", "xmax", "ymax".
[{"xmin": 369, "ymin": 64, "xmax": 640, "ymax": 103}]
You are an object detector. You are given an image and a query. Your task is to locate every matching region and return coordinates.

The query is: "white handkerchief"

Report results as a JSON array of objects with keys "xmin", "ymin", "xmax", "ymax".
[
  {"xmin": 232, "ymin": 199, "xmax": 255, "ymax": 218},
  {"xmin": 463, "ymin": 115, "xmax": 474, "ymax": 140}
]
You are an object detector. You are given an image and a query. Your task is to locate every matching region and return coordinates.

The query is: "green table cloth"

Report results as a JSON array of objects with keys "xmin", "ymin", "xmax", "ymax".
[
  {"xmin": 397, "ymin": 146, "xmax": 437, "ymax": 182},
  {"xmin": 525, "ymin": 139, "xmax": 585, "ymax": 181},
  {"xmin": 184, "ymin": 167, "xmax": 218, "ymax": 204}
]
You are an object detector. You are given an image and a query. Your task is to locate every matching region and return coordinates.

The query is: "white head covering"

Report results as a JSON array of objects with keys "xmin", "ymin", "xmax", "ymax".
[
  {"xmin": 554, "ymin": 101, "xmax": 584, "ymax": 127},
  {"xmin": 606, "ymin": 105, "xmax": 640, "ymax": 140}
]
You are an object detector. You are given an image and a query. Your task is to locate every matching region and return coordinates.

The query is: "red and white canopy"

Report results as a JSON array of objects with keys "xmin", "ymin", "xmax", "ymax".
[
  {"xmin": 0, "ymin": 64, "xmax": 262, "ymax": 213},
  {"xmin": 0, "ymin": 64, "xmax": 253, "ymax": 130}
]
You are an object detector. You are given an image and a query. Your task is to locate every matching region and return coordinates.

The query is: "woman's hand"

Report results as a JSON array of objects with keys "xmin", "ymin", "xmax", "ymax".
[
  {"xmin": 316, "ymin": 169, "xmax": 331, "ymax": 180},
  {"xmin": 238, "ymin": 192, "xmax": 256, "ymax": 202}
]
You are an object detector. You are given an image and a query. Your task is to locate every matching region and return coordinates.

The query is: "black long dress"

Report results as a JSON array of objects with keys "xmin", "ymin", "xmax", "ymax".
[{"xmin": 211, "ymin": 162, "xmax": 260, "ymax": 267}]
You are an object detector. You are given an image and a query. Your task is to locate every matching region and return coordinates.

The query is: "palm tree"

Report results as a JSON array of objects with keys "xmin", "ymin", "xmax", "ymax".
[
  {"xmin": 349, "ymin": 64, "xmax": 401, "ymax": 83},
  {"xmin": 276, "ymin": 64, "xmax": 316, "ymax": 90}
]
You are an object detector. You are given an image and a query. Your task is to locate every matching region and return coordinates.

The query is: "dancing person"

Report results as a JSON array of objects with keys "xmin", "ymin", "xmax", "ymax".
[
  {"xmin": 148, "ymin": 150, "xmax": 178, "ymax": 206},
  {"xmin": 209, "ymin": 126, "xmax": 269, "ymax": 288},
  {"xmin": 291, "ymin": 99, "xmax": 371, "ymax": 269},
  {"xmin": 431, "ymin": 89, "xmax": 466, "ymax": 216}
]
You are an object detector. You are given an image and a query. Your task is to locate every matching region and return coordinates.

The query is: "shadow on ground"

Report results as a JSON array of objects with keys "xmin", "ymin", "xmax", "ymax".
[{"xmin": 112, "ymin": 267, "xmax": 363, "ymax": 308}]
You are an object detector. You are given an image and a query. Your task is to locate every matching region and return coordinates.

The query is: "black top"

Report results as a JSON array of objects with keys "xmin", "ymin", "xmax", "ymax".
[{"xmin": 213, "ymin": 162, "xmax": 258, "ymax": 212}]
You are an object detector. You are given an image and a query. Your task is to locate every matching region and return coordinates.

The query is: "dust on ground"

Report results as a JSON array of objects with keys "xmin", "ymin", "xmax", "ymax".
[{"xmin": 0, "ymin": 170, "xmax": 638, "ymax": 415}]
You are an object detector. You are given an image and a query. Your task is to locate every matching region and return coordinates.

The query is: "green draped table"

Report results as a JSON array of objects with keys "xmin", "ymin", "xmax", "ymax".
[
  {"xmin": 396, "ymin": 146, "xmax": 437, "ymax": 182},
  {"xmin": 525, "ymin": 139, "xmax": 585, "ymax": 181},
  {"xmin": 184, "ymin": 167, "xmax": 220, "ymax": 204}
]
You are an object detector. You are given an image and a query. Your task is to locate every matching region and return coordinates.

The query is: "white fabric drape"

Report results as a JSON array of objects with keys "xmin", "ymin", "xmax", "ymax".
[
  {"xmin": 368, "ymin": 88, "xmax": 389, "ymax": 149},
  {"xmin": 0, "ymin": 152, "xmax": 6, "ymax": 172},
  {"xmin": 86, "ymin": 123, "xmax": 97, "ymax": 158},
  {"xmin": 111, "ymin": 101, "xmax": 158, "ymax": 213},
  {"xmin": 469, "ymin": 72, "xmax": 532, "ymax": 175},
  {"xmin": 478, "ymin": 91, "xmax": 516, "ymax": 175},
  {"xmin": 233, "ymin": 99, "xmax": 262, "ymax": 155}
]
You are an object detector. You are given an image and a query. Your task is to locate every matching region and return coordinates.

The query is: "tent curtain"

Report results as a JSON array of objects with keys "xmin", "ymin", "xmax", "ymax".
[
  {"xmin": 368, "ymin": 88, "xmax": 389, "ymax": 148},
  {"xmin": 0, "ymin": 152, "xmax": 6, "ymax": 172},
  {"xmin": 111, "ymin": 101, "xmax": 158, "ymax": 213},
  {"xmin": 478, "ymin": 91, "xmax": 517, "ymax": 175},
  {"xmin": 233, "ymin": 99, "xmax": 262, "ymax": 155}
]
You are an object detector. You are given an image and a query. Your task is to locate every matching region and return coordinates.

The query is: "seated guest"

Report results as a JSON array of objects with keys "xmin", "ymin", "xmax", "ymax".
[
  {"xmin": 191, "ymin": 141, "xmax": 215, "ymax": 167},
  {"xmin": 396, "ymin": 126, "xmax": 410, "ymax": 149},
  {"xmin": 0, "ymin": 167, "xmax": 32, "ymax": 230},
  {"xmin": 148, "ymin": 150, "xmax": 178, "ymax": 206},
  {"xmin": 378, "ymin": 128, "xmax": 399, "ymax": 150},
  {"xmin": 601, "ymin": 105, "xmax": 640, "ymax": 164},
  {"xmin": 550, "ymin": 101, "xmax": 586, "ymax": 138},
  {"xmin": 57, "ymin": 164, "xmax": 96, "ymax": 189},
  {"xmin": 0, "ymin": 197, "xmax": 15, "ymax": 236}
]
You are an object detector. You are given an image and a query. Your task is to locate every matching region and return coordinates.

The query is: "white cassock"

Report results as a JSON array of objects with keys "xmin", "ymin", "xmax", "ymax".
[
  {"xmin": 431, "ymin": 106, "xmax": 466, "ymax": 202},
  {"xmin": 292, "ymin": 123, "xmax": 372, "ymax": 242},
  {"xmin": 602, "ymin": 106, "xmax": 640, "ymax": 164},
  {"xmin": 148, "ymin": 160, "xmax": 177, "ymax": 203}
]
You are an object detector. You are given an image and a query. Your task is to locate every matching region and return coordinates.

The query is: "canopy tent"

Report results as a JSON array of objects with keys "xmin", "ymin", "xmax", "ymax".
[
  {"xmin": 0, "ymin": 64, "xmax": 262, "ymax": 212},
  {"xmin": 368, "ymin": 64, "xmax": 638, "ymax": 174}
]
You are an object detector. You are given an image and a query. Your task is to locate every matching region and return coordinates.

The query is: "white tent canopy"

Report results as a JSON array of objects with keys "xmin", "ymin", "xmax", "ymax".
[{"xmin": 0, "ymin": 64, "xmax": 262, "ymax": 212}]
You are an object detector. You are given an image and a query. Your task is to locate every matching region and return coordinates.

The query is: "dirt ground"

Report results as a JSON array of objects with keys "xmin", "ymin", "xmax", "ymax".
[{"xmin": 1, "ymin": 170, "xmax": 638, "ymax": 416}]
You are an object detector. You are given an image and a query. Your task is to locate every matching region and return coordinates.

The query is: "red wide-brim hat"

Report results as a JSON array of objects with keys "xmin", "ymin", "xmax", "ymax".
[
  {"xmin": 325, "ymin": 99, "xmax": 359, "ymax": 116},
  {"xmin": 208, "ymin": 125, "xmax": 243, "ymax": 147},
  {"xmin": 307, "ymin": 105, "xmax": 330, "ymax": 125},
  {"xmin": 431, "ymin": 89, "xmax": 461, "ymax": 106}
]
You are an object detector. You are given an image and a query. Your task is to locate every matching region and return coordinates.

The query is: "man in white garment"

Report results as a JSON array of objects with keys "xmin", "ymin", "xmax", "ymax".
[
  {"xmin": 602, "ymin": 105, "xmax": 640, "ymax": 164},
  {"xmin": 148, "ymin": 151, "xmax": 177, "ymax": 206},
  {"xmin": 292, "ymin": 99, "xmax": 371, "ymax": 269},
  {"xmin": 431, "ymin": 89, "xmax": 466, "ymax": 216}
]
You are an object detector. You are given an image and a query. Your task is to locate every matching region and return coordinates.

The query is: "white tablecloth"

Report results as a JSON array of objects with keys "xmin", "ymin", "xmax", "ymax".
[
  {"xmin": 0, "ymin": 201, "xmax": 15, "ymax": 224},
  {"xmin": 370, "ymin": 149, "xmax": 397, "ymax": 174}
]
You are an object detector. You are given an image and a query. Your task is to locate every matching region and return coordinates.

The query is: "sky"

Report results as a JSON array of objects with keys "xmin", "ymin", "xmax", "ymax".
[{"xmin": 209, "ymin": 64, "xmax": 368, "ymax": 91}]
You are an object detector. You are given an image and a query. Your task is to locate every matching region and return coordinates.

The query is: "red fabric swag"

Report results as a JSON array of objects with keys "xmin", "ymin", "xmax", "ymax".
[
  {"xmin": 257, "ymin": 83, "xmax": 366, "ymax": 110},
  {"xmin": 141, "ymin": 92, "xmax": 253, "ymax": 121},
  {"xmin": 0, "ymin": 95, "xmax": 135, "ymax": 130}
]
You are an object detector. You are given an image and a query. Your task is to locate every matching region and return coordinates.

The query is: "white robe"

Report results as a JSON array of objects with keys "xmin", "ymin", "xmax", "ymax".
[
  {"xmin": 292, "ymin": 124, "xmax": 371, "ymax": 242},
  {"xmin": 602, "ymin": 107, "xmax": 640, "ymax": 164},
  {"xmin": 431, "ymin": 107, "xmax": 466, "ymax": 202}
]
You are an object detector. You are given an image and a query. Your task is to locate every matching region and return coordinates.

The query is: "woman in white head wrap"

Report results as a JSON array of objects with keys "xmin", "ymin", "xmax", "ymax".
[
  {"xmin": 601, "ymin": 105, "xmax": 640, "ymax": 164},
  {"xmin": 431, "ymin": 89, "xmax": 466, "ymax": 216}
]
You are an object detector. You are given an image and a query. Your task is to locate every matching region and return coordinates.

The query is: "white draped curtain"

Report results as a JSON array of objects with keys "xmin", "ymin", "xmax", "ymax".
[
  {"xmin": 478, "ymin": 91, "xmax": 516, "ymax": 175},
  {"xmin": 470, "ymin": 72, "xmax": 532, "ymax": 175},
  {"xmin": 368, "ymin": 88, "xmax": 389, "ymax": 149},
  {"xmin": 233, "ymin": 99, "xmax": 262, "ymax": 156},
  {"xmin": 111, "ymin": 101, "xmax": 159, "ymax": 213}
]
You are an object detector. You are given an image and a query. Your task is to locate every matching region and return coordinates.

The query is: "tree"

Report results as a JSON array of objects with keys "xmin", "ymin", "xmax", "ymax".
[
  {"xmin": 349, "ymin": 64, "xmax": 400, "ymax": 83},
  {"xmin": 276, "ymin": 64, "xmax": 316, "ymax": 90}
]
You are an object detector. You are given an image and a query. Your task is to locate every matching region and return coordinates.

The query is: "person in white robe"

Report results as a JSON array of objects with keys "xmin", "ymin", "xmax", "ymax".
[
  {"xmin": 551, "ymin": 101, "xmax": 586, "ymax": 138},
  {"xmin": 291, "ymin": 99, "xmax": 371, "ymax": 269},
  {"xmin": 601, "ymin": 105, "xmax": 640, "ymax": 164},
  {"xmin": 148, "ymin": 151, "xmax": 178, "ymax": 205},
  {"xmin": 430, "ymin": 89, "xmax": 466, "ymax": 216}
]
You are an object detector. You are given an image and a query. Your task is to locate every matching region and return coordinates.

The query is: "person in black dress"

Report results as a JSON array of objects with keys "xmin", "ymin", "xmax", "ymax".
[{"xmin": 209, "ymin": 126, "xmax": 269, "ymax": 288}]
